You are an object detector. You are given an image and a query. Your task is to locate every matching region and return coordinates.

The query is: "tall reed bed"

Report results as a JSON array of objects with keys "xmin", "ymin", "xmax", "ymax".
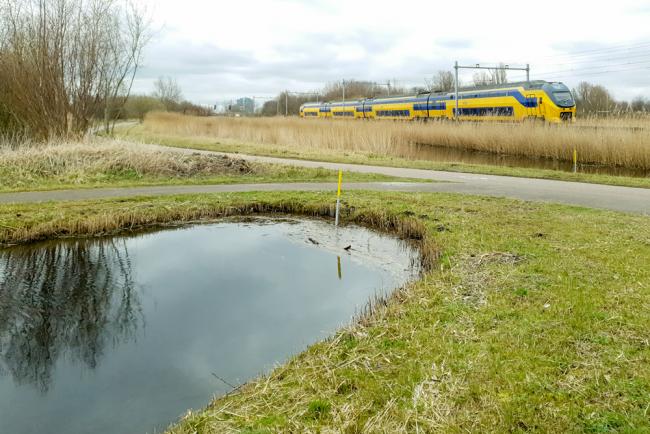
[{"xmin": 143, "ymin": 112, "xmax": 650, "ymax": 170}]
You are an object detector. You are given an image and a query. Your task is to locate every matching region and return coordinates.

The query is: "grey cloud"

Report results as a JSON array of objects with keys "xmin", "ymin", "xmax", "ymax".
[
  {"xmin": 135, "ymin": 29, "xmax": 404, "ymax": 101},
  {"xmin": 139, "ymin": 42, "xmax": 257, "ymax": 79},
  {"xmin": 436, "ymin": 38, "xmax": 473, "ymax": 49},
  {"xmin": 133, "ymin": 31, "xmax": 650, "ymax": 105}
]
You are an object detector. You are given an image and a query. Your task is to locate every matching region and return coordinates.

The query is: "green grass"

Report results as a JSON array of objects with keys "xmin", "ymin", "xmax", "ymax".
[
  {"xmin": 0, "ymin": 161, "xmax": 410, "ymax": 193},
  {"xmin": 1, "ymin": 190, "xmax": 648, "ymax": 432},
  {"xmin": 120, "ymin": 126, "xmax": 650, "ymax": 189}
]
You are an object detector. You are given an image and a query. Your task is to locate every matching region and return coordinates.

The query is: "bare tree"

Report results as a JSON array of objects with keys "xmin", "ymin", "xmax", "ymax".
[
  {"xmin": 472, "ymin": 71, "xmax": 491, "ymax": 86},
  {"xmin": 472, "ymin": 64, "xmax": 508, "ymax": 86},
  {"xmin": 0, "ymin": 0, "xmax": 150, "ymax": 140},
  {"xmin": 490, "ymin": 63, "xmax": 508, "ymax": 85},
  {"xmin": 152, "ymin": 76, "xmax": 183, "ymax": 110},
  {"xmin": 321, "ymin": 80, "xmax": 406, "ymax": 101},
  {"xmin": 573, "ymin": 82, "xmax": 616, "ymax": 116},
  {"xmin": 631, "ymin": 96, "xmax": 647, "ymax": 112},
  {"xmin": 122, "ymin": 95, "xmax": 165, "ymax": 120},
  {"xmin": 100, "ymin": 1, "xmax": 151, "ymax": 135},
  {"xmin": 425, "ymin": 70, "xmax": 455, "ymax": 92}
]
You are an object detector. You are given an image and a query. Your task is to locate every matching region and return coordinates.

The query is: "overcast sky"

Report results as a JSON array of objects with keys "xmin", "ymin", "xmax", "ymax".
[{"xmin": 132, "ymin": 0, "xmax": 650, "ymax": 105}]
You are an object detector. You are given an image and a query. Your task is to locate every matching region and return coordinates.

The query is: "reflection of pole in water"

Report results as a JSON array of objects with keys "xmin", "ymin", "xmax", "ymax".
[
  {"xmin": 337, "ymin": 256, "xmax": 342, "ymax": 280},
  {"xmin": 335, "ymin": 170, "xmax": 342, "ymax": 227}
]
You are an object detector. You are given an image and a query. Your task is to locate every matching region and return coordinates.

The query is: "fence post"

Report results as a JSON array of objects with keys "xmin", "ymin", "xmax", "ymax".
[{"xmin": 335, "ymin": 169, "xmax": 342, "ymax": 226}]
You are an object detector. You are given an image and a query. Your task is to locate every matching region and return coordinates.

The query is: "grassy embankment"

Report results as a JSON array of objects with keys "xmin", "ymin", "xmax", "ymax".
[
  {"xmin": 120, "ymin": 113, "xmax": 650, "ymax": 188},
  {"xmin": 1, "ymin": 190, "xmax": 648, "ymax": 432},
  {"xmin": 0, "ymin": 139, "xmax": 407, "ymax": 193}
]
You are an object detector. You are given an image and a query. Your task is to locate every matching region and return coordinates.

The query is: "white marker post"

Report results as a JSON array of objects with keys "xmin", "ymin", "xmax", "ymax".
[{"xmin": 335, "ymin": 169, "xmax": 342, "ymax": 227}]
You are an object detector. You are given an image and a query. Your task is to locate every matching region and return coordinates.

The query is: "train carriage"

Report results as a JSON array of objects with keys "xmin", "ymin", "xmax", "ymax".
[
  {"xmin": 300, "ymin": 80, "xmax": 576, "ymax": 123},
  {"xmin": 330, "ymin": 101, "xmax": 357, "ymax": 119}
]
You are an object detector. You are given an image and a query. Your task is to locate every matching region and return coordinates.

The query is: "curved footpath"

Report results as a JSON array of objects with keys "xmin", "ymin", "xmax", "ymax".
[{"xmin": 1, "ymin": 143, "xmax": 648, "ymax": 215}]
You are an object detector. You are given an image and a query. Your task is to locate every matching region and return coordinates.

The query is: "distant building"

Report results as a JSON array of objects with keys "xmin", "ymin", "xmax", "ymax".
[{"xmin": 235, "ymin": 97, "xmax": 255, "ymax": 114}]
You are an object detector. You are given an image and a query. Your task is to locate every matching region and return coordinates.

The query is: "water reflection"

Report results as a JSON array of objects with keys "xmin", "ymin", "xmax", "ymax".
[
  {"xmin": 0, "ymin": 220, "xmax": 417, "ymax": 434},
  {"xmin": 396, "ymin": 143, "xmax": 650, "ymax": 178},
  {"xmin": 0, "ymin": 240, "xmax": 142, "ymax": 392},
  {"xmin": 337, "ymin": 256, "xmax": 342, "ymax": 280}
]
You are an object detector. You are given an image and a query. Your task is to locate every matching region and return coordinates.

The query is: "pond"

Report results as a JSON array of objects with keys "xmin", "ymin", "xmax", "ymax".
[{"xmin": 0, "ymin": 218, "xmax": 419, "ymax": 434}]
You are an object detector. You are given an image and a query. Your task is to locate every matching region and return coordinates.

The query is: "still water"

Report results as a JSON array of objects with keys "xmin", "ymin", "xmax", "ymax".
[
  {"xmin": 0, "ymin": 219, "xmax": 418, "ymax": 434},
  {"xmin": 397, "ymin": 143, "xmax": 650, "ymax": 178}
]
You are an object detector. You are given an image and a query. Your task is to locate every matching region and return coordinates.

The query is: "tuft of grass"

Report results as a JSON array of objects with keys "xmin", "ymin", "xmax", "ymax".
[
  {"xmin": 1, "ymin": 190, "xmax": 649, "ymax": 432},
  {"xmin": 306, "ymin": 400, "xmax": 332, "ymax": 421}
]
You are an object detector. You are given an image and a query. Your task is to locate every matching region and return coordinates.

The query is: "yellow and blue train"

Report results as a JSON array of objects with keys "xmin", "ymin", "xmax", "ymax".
[{"xmin": 300, "ymin": 80, "xmax": 576, "ymax": 123}]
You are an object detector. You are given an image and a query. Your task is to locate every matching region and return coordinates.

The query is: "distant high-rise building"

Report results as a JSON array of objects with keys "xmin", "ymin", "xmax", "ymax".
[{"xmin": 235, "ymin": 97, "xmax": 255, "ymax": 114}]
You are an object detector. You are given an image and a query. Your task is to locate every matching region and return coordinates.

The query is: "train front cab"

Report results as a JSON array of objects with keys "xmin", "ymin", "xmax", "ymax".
[
  {"xmin": 540, "ymin": 82, "xmax": 576, "ymax": 122},
  {"xmin": 446, "ymin": 82, "xmax": 576, "ymax": 123}
]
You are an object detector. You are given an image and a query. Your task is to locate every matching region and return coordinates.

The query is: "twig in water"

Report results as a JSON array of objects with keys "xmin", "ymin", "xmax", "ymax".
[{"xmin": 211, "ymin": 372, "xmax": 237, "ymax": 390}]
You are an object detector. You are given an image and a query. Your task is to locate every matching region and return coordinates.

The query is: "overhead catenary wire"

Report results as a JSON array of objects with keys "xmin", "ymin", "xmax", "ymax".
[
  {"xmin": 530, "ymin": 62, "xmax": 650, "ymax": 81},
  {"xmin": 286, "ymin": 42, "xmax": 650, "ymax": 102},
  {"xmin": 535, "ymin": 40, "xmax": 650, "ymax": 60},
  {"xmin": 531, "ymin": 58, "xmax": 650, "ymax": 78},
  {"xmin": 536, "ymin": 50, "xmax": 650, "ymax": 69}
]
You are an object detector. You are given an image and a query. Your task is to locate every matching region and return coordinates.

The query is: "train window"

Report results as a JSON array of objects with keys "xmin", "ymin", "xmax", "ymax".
[{"xmin": 539, "ymin": 97, "xmax": 543, "ymax": 104}]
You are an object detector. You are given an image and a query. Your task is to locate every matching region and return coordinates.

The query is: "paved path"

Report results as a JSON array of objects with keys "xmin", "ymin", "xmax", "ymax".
[{"xmin": 1, "ymin": 144, "xmax": 648, "ymax": 215}]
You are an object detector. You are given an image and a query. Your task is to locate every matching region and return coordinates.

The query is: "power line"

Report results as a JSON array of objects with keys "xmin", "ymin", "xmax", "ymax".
[
  {"xmin": 536, "ymin": 41, "xmax": 650, "ymax": 60},
  {"xmin": 536, "ymin": 49, "xmax": 650, "ymax": 69},
  {"xmin": 532, "ymin": 58, "xmax": 650, "ymax": 77},
  {"xmin": 535, "ymin": 66, "xmax": 650, "ymax": 81}
]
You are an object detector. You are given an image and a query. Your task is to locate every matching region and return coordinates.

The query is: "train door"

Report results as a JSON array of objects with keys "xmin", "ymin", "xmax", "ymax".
[{"xmin": 526, "ymin": 94, "xmax": 539, "ymax": 119}]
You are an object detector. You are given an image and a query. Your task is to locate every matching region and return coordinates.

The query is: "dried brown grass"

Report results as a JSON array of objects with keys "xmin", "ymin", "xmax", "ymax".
[
  {"xmin": 0, "ymin": 139, "xmax": 253, "ymax": 189},
  {"xmin": 143, "ymin": 112, "xmax": 650, "ymax": 170}
]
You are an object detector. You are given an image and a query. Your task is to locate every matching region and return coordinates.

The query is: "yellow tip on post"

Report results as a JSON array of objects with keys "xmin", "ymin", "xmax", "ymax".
[{"xmin": 337, "ymin": 169, "xmax": 343, "ymax": 197}]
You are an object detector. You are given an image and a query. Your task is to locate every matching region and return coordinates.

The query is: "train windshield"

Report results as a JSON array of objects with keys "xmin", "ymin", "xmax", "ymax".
[
  {"xmin": 543, "ymin": 82, "xmax": 575, "ymax": 108},
  {"xmin": 553, "ymin": 91, "xmax": 574, "ymax": 106}
]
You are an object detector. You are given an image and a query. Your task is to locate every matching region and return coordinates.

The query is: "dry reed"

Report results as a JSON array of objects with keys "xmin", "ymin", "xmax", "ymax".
[
  {"xmin": 143, "ymin": 112, "xmax": 650, "ymax": 170},
  {"xmin": 0, "ymin": 139, "xmax": 253, "ymax": 188}
]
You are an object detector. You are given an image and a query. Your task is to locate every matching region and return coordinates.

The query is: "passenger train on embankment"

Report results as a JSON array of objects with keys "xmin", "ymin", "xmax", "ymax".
[{"xmin": 300, "ymin": 80, "xmax": 576, "ymax": 123}]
